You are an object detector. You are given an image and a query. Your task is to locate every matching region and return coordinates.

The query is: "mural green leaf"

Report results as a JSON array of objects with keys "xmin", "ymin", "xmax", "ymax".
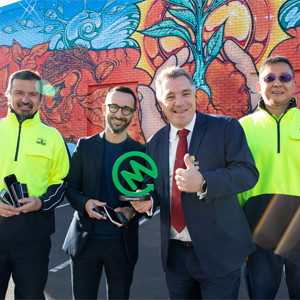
[
  {"xmin": 1, "ymin": 26, "xmax": 17, "ymax": 34},
  {"xmin": 40, "ymin": 9, "xmax": 59, "ymax": 21},
  {"xmin": 279, "ymin": 0, "xmax": 300, "ymax": 30},
  {"xmin": 167, "ymin": 8, "xmax": 197, "ymax": 32},
  {"xmin": 39, "ymin": 25, "xmax": 60, "ymax": 34},
  {"xmin": 141, "ymin": 20, "xmax": 192, "ymax": 44},
  {"xmin": 163, "ymin": 0, "xmax": 195, "ymax": 12},
  {"xmin": 17, "ymin": 19, "xmax": 39, "ymax": 30},
  {"xmin": 57, "ymin": 0, "xmax": 64, "ymax": 15},
  {"xmin": 205, "ymin": 23, "xmax": 225, "ymax": 67}
]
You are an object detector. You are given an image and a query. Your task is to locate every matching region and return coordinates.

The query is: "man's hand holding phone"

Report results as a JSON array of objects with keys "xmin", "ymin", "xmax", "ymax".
[
  {"xmin": 86, "ymin": 199, "xmax": 107, "ymax": 220},
  {"xmin": 15, "ymin": 197, "xmax": 42, "ymax": 213},
  {"xmin": 0, "ymin": 200, "xmax": 20, "ymax": 218}
]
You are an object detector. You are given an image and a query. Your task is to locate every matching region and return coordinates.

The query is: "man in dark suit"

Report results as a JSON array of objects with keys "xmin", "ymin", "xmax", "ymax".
[
  {"xmin": 63, "ymin": 86, "xmax": 145, "ymax": 300},
  {"xmin": 132, "ymin": 67, "xmax": 259, "ymax": 299}
]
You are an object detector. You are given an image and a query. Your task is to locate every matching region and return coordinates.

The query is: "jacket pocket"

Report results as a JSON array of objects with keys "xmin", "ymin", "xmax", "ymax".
[
  {"xmin": 26, "ymin": 146, "xmax": 52, "ymax": 159},
  {"xmin": 25, "ymin": 146, "xmax": 52, "ymax": 175},
  {"xmin": 290, "ymin": 132, "xmax": 300, "ymax": 140}
]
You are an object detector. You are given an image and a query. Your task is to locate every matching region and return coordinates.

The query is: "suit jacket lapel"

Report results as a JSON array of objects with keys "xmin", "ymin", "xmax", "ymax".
[
  {"xmin": 161, "ymin": 124, "xmax": 170, "ymax": 203},
  {"xmin": 95, "ymin": 131, "xmax": 105, "ymax": 192},
  {"xmin": 189, "ymin": 111, "xmax": 207, "ymax": 156},
  {"xmin": 119, "ymin": 135, "xmax": 139, "ymax": 207},
  {"xmin": 121, "ymin": 135, "xmax": 134, "ymax": 187}
]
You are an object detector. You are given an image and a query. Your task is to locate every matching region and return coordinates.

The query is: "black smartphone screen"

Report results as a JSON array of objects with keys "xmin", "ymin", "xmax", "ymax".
[
  {"xmin": 104, "ymin": 206, "xmax": 129, "ymax": 226},
  {"xmin": 3, "ymin": 174, "xmax": 19, "ymax": 207}
]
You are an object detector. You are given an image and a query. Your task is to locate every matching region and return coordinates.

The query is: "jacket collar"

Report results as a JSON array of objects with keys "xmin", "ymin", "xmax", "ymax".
[
  {"xmin": 8, "ymin": 108, "xmax": 40, "ymax": 128},
  {"xmin": 258, "ymin": 97, "xmax": 297, "ymax": 113}
]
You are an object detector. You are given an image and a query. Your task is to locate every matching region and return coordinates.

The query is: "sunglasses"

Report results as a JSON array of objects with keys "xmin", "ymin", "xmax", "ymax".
[
  {"xmin": 263, "ymin": 74, "xmax": 293, "ymax": 83},
  {"xmin": 107, "ymin": 104, "xmax": 134, "ymax": 116}
]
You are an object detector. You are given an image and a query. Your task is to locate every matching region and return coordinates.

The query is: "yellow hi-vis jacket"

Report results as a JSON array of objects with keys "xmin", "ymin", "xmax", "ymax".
[
  {"xmin": 238, "ymin": 98, "xmax": 300, "ymax": 233},
  {"xmin": 0, "ymin": 109, "xmax": 69, "ymax": 243}
]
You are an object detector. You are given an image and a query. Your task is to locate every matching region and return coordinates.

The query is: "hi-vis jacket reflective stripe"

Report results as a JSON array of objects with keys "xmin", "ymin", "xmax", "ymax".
[
  {"xmin": 0, "ymin": 110, "xmax": 69, "ymax": 243},
  {"xmin": 238, "ymin": 98, "xmax": 300, "ymax": 207}
]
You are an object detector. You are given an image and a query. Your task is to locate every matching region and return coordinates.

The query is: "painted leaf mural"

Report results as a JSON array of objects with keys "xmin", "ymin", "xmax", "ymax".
[
  {"xmin": 205, "ymin": 23, "xmax": 225, "ymax": 66},
  {"xmin": 0, "ymin": 0, "xmax": 298, "ymax": 146},
  {"xmin": 141, "ymin": 20, "xmax": 192, "ymax": 44},
  {"xmin": 141, "ymin": 0, "xmax": 230, "ymax": 99},
  {"xmin": 279, "ymin": 0, "xmax": 300, "ymax": 30}
]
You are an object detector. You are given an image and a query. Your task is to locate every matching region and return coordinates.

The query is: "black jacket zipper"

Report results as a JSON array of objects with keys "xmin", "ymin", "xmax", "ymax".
[
  {"xmin": 258, "ymin": 98, "xmax": 297, "ymax": 154},
  {"xmin": 14, "ymin": 121, "xmax": 22, "ymax": 161},
  {"xmin": 275, "ymin": 119, "xmax": 281, "ymax": 154}
]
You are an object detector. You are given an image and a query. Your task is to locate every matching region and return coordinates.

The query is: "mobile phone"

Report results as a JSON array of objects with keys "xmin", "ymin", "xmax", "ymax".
[
  {"xmin": 3, "ymin": 174, "xmax": 20, "ymax": 207},
  {"xmin": 11, "ymin": 182, "xmax": 23, "ymax": 202},
  {"xmin": 91, "ymin": 206, "xmax": 107, "ymax": 218},
  {"xmin": 21, "ymin": 184, "xmax": 29, "ymax": 198},
  {"xmin": 0, "ymin": 189, "xmax": 13, "ymax": 206},
  {"xmin": 104, "ymin": 206, "xmax": 129, "ymax": 226}
]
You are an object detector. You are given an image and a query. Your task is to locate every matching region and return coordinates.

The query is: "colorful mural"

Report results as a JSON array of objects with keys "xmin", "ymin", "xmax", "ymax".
[{"xmin": 0, "ymin": 0, "xmax": 300, "ymax": 145}]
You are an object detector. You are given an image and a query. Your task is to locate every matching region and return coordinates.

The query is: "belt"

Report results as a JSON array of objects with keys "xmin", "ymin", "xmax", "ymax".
[
  {"xmin": 170, "ymin": 239, "xmax": 194, "ymax": 248},
  {"xmin": 182, "ymin": 241, "xmax": 193, "ymax": 247}
]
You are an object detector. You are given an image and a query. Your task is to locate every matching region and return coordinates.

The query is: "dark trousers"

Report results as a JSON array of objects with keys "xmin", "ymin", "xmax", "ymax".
[
  {"xmin": 246, "ymin": 245, "xmax": 300, "ymax": 299},
  {"xmin": 0, "ymin": 237, "xmax": 51, "ymax": 300},
  {"xmin": 71, "ymin": 237, "xmax": 134, "ymax": 300},
  {"xmin": 166, "ymin": 240, "xmax": 241, "ymax": 300}
]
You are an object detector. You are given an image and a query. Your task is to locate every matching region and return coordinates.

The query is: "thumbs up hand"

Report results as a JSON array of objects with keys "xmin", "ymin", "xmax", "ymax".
[{"xmin": 175, "ymin": 154, "xmax": 205, "ymax": 193}]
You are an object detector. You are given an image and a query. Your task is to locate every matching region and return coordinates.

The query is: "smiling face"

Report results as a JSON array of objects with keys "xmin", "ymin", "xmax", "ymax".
[
  {"xmin": 158, "ymin": 76, "xmax": 196, "ymax": 129},
  {"xmin": 257, "ymin": 62, "xmax": 296, "ymax": 114},
  {"xmin": 103, "ymin": 90, "xmax": 136, "ymax": 134},
  {"xmin": 8, "ymin": 79, "xmax": 42, "ymax": 121}
]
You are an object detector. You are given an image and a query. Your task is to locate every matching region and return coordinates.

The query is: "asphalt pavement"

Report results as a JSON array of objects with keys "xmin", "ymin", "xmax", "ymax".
[{"xmin": 5, "ymin": 199, "xmax": 290, "ymax": 299}]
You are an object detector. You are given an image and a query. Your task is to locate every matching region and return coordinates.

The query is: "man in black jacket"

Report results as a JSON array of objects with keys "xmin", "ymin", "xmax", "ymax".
[{"xmin": 63, "ymin": 86, "xmax": 145, "ymax": 300}]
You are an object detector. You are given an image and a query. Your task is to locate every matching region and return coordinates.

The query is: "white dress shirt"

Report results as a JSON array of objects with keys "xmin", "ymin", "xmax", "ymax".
[{"xmin": 169, "ymin": 113, "xmax": 197, "ymax": 241}]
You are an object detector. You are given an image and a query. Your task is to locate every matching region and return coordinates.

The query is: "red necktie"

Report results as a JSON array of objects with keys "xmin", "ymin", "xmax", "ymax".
[{"xmin": 171, "ymin": 129, "xmax": 189, "ymax": 233}]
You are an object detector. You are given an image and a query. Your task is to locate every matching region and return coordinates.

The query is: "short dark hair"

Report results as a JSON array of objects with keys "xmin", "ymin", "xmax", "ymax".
[
  {"xmin": 5, "ymin": 69, "xmax": 43, "ymax": 99},
  {"xmin": 259, "ymin": 56, "xmax": 295, "ymax": 80},
  {"xmin": 156, "ymin": 67, "xmax": 196, "ymax": 100},
  {"xmin": 106, "ymin": 86, "xmax": 137, "ymax": 110}
]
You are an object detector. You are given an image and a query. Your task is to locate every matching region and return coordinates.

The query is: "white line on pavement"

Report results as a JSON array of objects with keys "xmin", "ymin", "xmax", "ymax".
[
  {"xmin": 49, "ymin": 209, "xmax": 160, "ymax": 272},
  {"xmin": 56, "ymin": 203, "xmax": 70, "ymax": 209},
  {"xmin": 49, "ymin": 260, "xmax": 71, "ymax": 273}
]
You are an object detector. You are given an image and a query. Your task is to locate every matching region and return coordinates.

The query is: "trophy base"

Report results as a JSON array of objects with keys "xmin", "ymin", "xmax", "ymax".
[{"xmin": 119, "ymin": 194, "xmax": 151, "ymax": 202}]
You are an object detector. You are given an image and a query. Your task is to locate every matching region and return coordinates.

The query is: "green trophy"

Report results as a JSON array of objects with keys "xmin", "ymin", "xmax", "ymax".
[{"xmin": 112, "ymin": 151, "xmax": 158, "ymax": 201}]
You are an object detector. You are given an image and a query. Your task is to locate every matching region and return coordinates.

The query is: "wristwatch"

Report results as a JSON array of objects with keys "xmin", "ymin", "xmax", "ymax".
[
  {"xmin": 200, "ymin": 180, "xmax": 207, "ymax": 193},
  {"xmin": 197, "ymin": 180, "xmax": 207, "ymax": 199}
]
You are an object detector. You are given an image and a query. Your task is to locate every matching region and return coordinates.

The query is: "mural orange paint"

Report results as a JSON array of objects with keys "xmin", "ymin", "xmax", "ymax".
[{"xmin": 0, "ymin": 0, "xmax": 299, "ymax": 146}]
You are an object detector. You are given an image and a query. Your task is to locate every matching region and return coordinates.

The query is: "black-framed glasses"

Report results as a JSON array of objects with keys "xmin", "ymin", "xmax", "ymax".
[
  {"xmin": 263, "ymin": 74, "xmax": 293, "ymax": 83},
  {"xmin": 107, "ymin": 104, "xmax": 134, "ymax": 116}
]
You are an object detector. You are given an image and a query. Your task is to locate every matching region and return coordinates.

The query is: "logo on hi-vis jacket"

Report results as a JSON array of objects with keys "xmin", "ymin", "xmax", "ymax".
[{"xmin": 36, "ymin": 137, "xmax": 47, "ymax": 146}]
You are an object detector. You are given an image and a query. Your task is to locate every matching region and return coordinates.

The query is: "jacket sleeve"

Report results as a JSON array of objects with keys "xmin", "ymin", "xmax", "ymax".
[
  {"xmin": 201, "ymin": 117, "xmax": 259, "ymax": 204},
  {"xmin": 65, "ymin": 139, "xmax": 91, "ymax": 216},
  {"xmin": 142, "ymin": 142, "xmax": 159, "ymax": 216},
  {"xmin": 39, "ymin": 136, "xmax": 70, "ymax": 211}
]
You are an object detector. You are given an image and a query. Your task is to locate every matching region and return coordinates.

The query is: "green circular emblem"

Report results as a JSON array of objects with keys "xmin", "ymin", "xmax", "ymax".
[{"xmin": 112, "ymin": 151, "xmax": 158, "ymax": 196}]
